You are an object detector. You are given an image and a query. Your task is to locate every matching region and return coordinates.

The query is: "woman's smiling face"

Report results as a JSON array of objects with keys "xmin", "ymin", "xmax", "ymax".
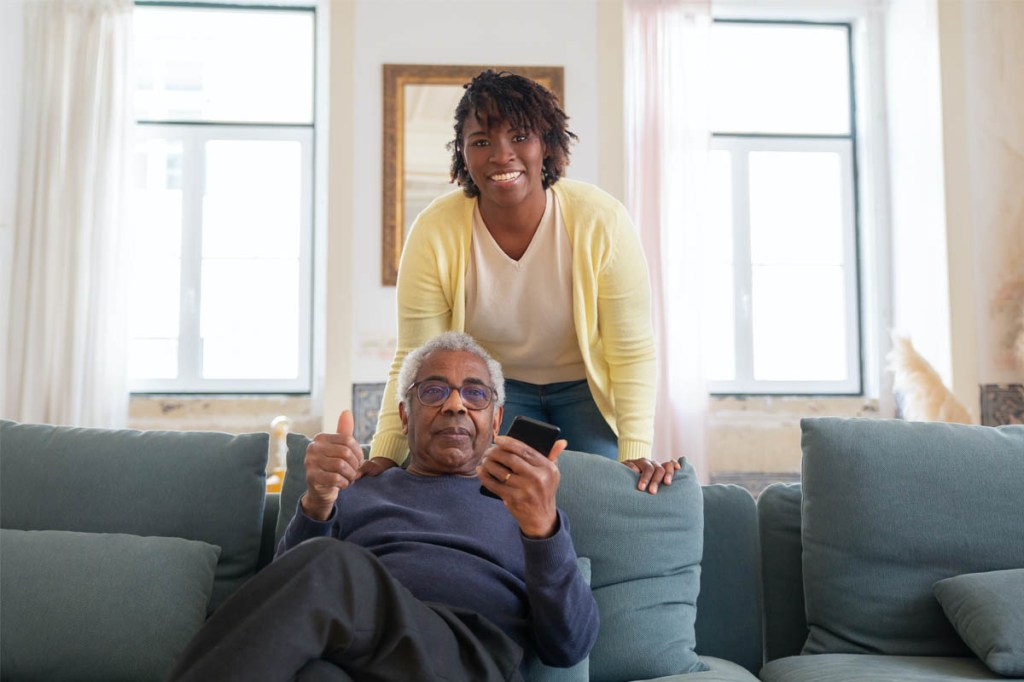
[{"xmin": 461, "ymin": 112, "xmax": 547, "ymax": 213}]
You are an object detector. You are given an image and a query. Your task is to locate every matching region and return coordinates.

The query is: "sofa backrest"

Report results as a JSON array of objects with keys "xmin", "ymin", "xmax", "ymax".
[
  {"xmin": 757, "ymin": 482, "xmax": 807, "ymax": 661},
  {"xmin": 0, "ymin": 419, "xmax": 269, "ymax": 613},
  {"xmin": 696, "ymin": 483, "xmax": 763, "ymax": 674}
]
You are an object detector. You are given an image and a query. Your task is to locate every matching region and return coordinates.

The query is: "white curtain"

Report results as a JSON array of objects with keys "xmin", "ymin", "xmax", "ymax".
[
  {"xmin": 624, "ymin": 0, "xmax": 711, "ymax": 481},
  {"xmin": 5, "ymin": 0, "xmax": 133, "ymax": 427}
]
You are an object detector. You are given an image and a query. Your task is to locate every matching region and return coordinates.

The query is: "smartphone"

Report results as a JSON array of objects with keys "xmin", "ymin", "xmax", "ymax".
[
  {"xmin": 505, "ymin": 416, "xmax": 562, "ymax": 454},
  {"xmin": 480, "ymin": 416, "xmax": 561, "ymax": 498}
]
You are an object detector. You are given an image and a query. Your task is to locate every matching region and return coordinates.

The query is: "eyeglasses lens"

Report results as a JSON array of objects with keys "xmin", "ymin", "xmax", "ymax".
[{"xmin": 416, "ymin": 381, "xmax": 492, "ymax": 410}]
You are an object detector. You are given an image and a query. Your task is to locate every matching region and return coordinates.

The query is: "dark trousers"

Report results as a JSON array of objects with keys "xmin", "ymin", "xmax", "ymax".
[{"xmin": 169, "ymin": 538, "xmax": 525, "ymax": 682}]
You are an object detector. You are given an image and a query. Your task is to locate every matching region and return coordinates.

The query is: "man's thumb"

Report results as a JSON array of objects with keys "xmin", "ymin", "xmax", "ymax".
[
  {"xmin": 336, "ymin": 410, "xmax": 354, "ymax": 438},
  {"xmin": 548, "ymin": 439, "xmax": 568, "ymax": 463}
]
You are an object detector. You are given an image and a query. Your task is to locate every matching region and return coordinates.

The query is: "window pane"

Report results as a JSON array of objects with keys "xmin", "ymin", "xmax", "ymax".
[
  {"xmin": 752, "ymin": 265, "xmax": 848, "ymax": 381},
  {"xmin": 710, "ymin": 23, "xmax": 850, "ymax": 134},
  {"xmin": 749, "ymin": 151, "xmax": 844, "ymax": 266},
  {"xmin": 703, "ymin": 150, "xmax": 736, "ymax": 380},
  {"xmin": 705, "ymin": 150, "xmax": 734, "ymax": 264},
  {"xmin": 200, "ymin": 259, "xmax": 300, "ymax": 379},
  {"xmin": 131, "ymin": 138, "xmax": 183, "ymax": 258},
  {"xmin": 203, "ymin": 140, "xmax": 302, "ymax": 258},
  {"xmin": 129, "ymin": 339, "xmax": 178, "ymax": 380},
  {"xmin": 129, "ymin": 257, "xmax": 180, "ymax": 339},
  {"xmin": 134, "ymin": 7, "xmax": 313, "ymax": 123},
  {"xmin": 129, "ymin": 138, "xmax": 182, "ymax": 380}
]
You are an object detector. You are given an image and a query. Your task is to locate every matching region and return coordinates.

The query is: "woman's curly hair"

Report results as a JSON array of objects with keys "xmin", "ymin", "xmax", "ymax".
[{"xmin": 449, "ymin": 70, "xmax": 578, "ymax": 197}]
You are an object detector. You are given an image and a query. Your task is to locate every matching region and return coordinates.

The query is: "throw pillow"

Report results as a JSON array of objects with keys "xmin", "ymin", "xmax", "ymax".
[
  {"xmin": 0, "ymin": 529, "xmax": 220, "ymax": 682},
  {"xmin": 934, "ymin": 568, "xmax": 1024, "ymax": 677},
  {"xmin": 276, "ymin": 431, "xmax": 317, "ymax": 547},
  {"xmin": 800, "ymin": 418, "xmax": 1024, "ymax": 657},
  {"xmin": 555, "ymin": 451, "xmax": 708, "ymax": 682}
]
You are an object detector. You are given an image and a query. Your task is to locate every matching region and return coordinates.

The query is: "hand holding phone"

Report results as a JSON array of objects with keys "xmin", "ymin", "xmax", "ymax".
[{"xmin": 479, "ymin": 416, "xmax": 561, "ymax": 498}]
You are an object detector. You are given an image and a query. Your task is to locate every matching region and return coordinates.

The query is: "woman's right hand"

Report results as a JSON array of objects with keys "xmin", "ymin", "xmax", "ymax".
[{"xmin": 358, "ymin": 457, "xmax": 399, "ymax": 477}]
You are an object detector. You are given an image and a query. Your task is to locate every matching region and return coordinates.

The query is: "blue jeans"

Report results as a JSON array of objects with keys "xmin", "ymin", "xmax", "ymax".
[{"xmin": 500, "ymin": 379, "xmax": 618, "ymax": 460}]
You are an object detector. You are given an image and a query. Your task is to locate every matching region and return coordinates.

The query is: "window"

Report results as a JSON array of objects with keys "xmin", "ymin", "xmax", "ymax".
[
  {"xmin": 129, "ymin": 3, "xmax": 315, "ymax": 393},
  {"xmin": 704, "ymin": 20, "xmax": 861, "ymax": 394}
]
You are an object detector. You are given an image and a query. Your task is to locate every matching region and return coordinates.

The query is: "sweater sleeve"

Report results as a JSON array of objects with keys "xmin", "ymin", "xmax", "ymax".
[
  {"xmin": 521, "ymin": 512, "xmax": 600, "ymax": 667},
  {"xmin": 368, "ymin": 209, "xmax": 460, "ymax": 463},
  {"xmin": 598, "ymin": 205, "xmax": 657, "ymax": 461},
  {"xmin": 275, "ymin": 498, "xmax": 338, "ymax": 559}
]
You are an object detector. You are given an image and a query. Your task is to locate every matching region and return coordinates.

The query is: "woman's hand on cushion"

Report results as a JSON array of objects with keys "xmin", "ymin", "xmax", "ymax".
[{"xmin": 622, "ymin": 458, "xmax": 681, "ymax": 495}]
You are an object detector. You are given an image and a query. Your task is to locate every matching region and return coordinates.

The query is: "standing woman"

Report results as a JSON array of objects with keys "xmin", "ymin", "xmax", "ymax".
[{"xmin": 366, "ymin": 70, "xmax": 676, "ymax": 492}]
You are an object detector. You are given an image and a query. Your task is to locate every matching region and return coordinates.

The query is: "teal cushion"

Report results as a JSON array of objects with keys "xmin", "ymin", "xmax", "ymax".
[
  {"xmin": 696, "ymin": 484, "xmax": 762, "ymax": 675},
  {"xmin": 556, "ymin": 451, "xmax": 708, "ymax": 681},
  {"xmin": 934, "ymin": 568, "xmax": 1024, "ymax": 677},
  {"xmin": 757, "ymin": 482, "xmax": 807, "ymax": 661},
  {"xmin": 800, "ymin": 418, "xmax": 1024, "ymax": 657},
  {"xmin": 0, "ymin": 419, "xmax": 267, "ymax": 611},
  {"xmin": 526, "ymin": 557, "xmax": 591, "ymax": 682},
  {"xmin": 0, "ymin": 529, "xmax": 220, "ymax": 681},
  {"xmin": 276, "ymin": 431, "xmax": 317, "ymax": 546},
  {"xmin": 760, "ymin": 654, "xmax": 1004, "ymax": 682}
]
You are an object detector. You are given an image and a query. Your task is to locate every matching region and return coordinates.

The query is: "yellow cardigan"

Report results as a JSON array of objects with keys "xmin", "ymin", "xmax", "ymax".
[{"xmin": 369, "ymin": 178, "xmax": 656, "ymax": 463}]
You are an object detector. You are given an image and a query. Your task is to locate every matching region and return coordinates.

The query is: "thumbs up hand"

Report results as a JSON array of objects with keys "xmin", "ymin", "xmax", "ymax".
[{"xmin": 301, "ymin": 410, "xmax": 365, "ymax": 521}]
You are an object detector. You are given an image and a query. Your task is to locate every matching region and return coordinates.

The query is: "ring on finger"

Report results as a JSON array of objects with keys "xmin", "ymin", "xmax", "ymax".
[{"xmin": 503, "ymin": 471, "xmax": 512, "ymax": 483}]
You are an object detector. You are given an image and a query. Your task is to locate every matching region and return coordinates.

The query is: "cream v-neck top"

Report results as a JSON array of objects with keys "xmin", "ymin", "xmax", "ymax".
[{"xmin": 465, "ymin": 189, "xmax": 586, "ymax": 384}]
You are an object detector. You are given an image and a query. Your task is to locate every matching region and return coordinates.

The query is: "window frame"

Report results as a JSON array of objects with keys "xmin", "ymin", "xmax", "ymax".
[
  {"xmin": 707, "ymin": 18, "xmax": 863, "ymax": 396},
  {"xmin": 129, "ymin": 1, "xmax": 317, "ymax": 395}
]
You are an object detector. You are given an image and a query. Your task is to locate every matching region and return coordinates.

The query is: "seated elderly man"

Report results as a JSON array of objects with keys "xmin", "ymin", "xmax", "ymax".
[{"xmin": 170, "ymin": 331, "xmax": 599, "ymax": 682}]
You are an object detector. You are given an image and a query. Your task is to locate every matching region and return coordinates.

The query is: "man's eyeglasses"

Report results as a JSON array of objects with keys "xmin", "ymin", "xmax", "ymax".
[{"xmin": 407, "ymin": 381, "xmax": 496, "ymax": 411}]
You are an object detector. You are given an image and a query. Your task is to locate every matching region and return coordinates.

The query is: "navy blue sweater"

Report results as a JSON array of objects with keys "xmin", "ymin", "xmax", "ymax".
[{"xmin": 278, "ymin": 470, "xmax": 599, "ymax": 667}]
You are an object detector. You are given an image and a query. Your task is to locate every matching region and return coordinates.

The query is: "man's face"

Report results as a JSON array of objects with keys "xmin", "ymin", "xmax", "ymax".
[{"xmin": 399, "ymin": 350, "xmax": 502, "ymax": 477}]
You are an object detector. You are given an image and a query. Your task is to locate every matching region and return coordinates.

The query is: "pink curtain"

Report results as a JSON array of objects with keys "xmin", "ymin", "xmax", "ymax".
[{"xmin": 624, "ymin": 0, "xmax": 711, "ymax": 481}]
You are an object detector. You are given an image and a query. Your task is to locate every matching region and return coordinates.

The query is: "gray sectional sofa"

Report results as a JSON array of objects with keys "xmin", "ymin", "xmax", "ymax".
[{"xmin": 1, "ymin": 417, "xmax": 1021, "ymax": 681}]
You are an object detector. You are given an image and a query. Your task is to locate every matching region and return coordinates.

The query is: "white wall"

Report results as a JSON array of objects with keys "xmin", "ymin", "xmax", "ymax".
[
  {"xmin": 340, "ymin": 0, "xmax": 602, "ymax": 395},
  {"xmin": 959, "ymin": 0, "xmax": 1024, "ymax": 385},
  {"xmin": 0, "ymin": 0, "xmax": 24, "ymax": 416}
]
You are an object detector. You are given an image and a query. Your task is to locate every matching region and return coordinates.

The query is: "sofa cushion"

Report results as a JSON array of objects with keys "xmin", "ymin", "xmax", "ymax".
[
  {"xmin": 556, "ymin": 451, "xmax": 708, "ymax": 681},
  {"xmin": 276, "ymin": 431, "xmax": 319, "ymax": 547},
  {"xmin": 760, "ymin": 654, "xmax": 1005, "ymax": 682},
  {"xmin": 0, "ymin": 529, "xmax": 219, "ymax": 682},
  {"xmin": 0, "ymin": 419, "xmax": 268, "ymax": 612},
  {"xmin": 695, "ymin": 484, "xmax": 762, "ymax": 675},
  {"xmin": 800, "ymin": 418, "xmax": 1024, "ymax": 657},
  {"xmin": 934, "ymin": 568, "xmax": 1024, "ymax": 677},
  {"xmin": 757, "ymin": 482, "xmax": 807, "ymax": 661},
  {"xmin": 632, "ymin": 656, "xmax": 759, "ymax": 681}
]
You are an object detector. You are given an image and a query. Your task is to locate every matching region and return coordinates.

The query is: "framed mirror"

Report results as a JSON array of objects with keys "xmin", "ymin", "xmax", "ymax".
[{"xmin": 381, "ymin": 64, "xmax": 564, "ymax": 285}]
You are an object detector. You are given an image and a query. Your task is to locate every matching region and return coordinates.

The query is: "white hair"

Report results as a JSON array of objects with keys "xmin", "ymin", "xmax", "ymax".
[{"xmin": 397, "ymin": 332, "xmax": 505, "ymax": 410}]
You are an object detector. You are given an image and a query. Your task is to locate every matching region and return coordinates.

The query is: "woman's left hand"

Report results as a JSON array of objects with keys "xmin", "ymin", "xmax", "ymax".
[{"xmin": 622, "ymin": 458, "xmax": 682, "ymax": 495}]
